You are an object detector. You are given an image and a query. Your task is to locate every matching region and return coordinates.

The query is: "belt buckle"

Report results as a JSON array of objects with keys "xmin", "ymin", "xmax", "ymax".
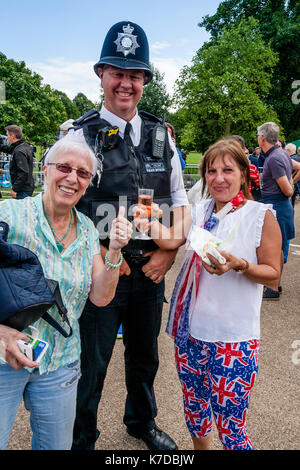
[
  {"xmin": 129, "ymin": 254, "xmax": 145, "ymax": 264},
  {"xmin": 123, "ymin": 251, "xmax": 147, "ymax": 265}
]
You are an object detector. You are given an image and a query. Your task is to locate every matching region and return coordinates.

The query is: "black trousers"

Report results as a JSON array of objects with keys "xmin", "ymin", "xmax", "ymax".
[{"xmin": 72, "ymin": 263, "xmax": 165, "ymax": 450}]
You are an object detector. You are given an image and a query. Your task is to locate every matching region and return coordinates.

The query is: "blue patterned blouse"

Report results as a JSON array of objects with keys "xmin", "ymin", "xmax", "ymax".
[{"xmin": 0, "ymin": 193, "xmax": 100, "ymax": 374}]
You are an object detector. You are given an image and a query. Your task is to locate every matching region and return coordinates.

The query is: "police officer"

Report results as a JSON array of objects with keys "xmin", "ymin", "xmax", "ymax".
[{"xmin": 72, "ymin": 21, "xmax": 188, "ymax": 451}]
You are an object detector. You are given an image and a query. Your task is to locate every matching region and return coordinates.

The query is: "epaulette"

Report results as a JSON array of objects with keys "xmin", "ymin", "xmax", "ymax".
[
  {"xmin": 73, "ymin": 109, "xmax": 100, "ymax": 127},
  {"xmin": 139, "ymin": 110, "xmax": 164, "ymax": 125}
]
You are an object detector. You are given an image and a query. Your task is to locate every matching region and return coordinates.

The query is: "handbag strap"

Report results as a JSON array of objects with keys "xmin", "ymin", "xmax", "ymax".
[{"xmin": 44, "ymin": 279, "xmax": 73, "ymax": 338}]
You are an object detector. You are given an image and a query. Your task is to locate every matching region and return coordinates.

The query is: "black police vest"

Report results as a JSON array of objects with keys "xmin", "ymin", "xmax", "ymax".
[{"xmin": 75, "ymin": 110, "xmax": 173, "ymax": 254}]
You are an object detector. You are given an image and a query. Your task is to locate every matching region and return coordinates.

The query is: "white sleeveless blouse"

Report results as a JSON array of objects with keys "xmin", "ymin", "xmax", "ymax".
[{"xmin": 188, "ymin": 199, "xmax": 274, "ymax": 342}]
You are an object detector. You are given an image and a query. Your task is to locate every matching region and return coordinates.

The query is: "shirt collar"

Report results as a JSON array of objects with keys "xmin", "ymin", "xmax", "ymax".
[
  {"xmin": 11, "ymin": 139, "xmax": 24, "ymax": 149},
  {"xmin": 100, "ymin": 105, "xmax": 141, "ymax": 144},
  {"xmin": 264, "ymin": 144, "xmax": 280, "ymax": 157}
]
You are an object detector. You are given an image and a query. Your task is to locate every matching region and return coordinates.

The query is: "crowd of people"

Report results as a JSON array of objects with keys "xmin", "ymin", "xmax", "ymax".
[{"xmin": 0, "ymin": 20, "xmax": 299, "ymax": 451}]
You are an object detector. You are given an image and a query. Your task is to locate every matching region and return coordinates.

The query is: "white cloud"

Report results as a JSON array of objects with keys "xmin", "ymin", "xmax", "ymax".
[
  {"xmin": 150, "ymin": 41, "xmax": 170, "ymax": 51},
  {"xmin": 28, "ymin": 58, "xmax": 101, "ymax": 103},
  {"xmin": 27, "ymin": 55, "xmax": 191, "ymax": 104},
  {"xmin": 152, "ymin": 56, "xmax": 189, "ymax": 96}
]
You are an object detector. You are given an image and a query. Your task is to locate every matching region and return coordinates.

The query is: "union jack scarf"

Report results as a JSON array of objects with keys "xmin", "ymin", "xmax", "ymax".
[{"xmin": 166, "ymin": 191, "xmax": 245, "ymax": 346}]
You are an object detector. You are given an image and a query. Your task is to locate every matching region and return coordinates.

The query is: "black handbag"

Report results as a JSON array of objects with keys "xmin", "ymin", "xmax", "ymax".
[{"xmin": 0, "ymin": 221, "xmax": 72, "ymax": 337}]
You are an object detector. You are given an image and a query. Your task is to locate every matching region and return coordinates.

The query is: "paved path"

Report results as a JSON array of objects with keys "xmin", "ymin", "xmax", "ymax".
[{"xmin": 7, "ymin": 201, "xmax": 300, "ymax": 450}]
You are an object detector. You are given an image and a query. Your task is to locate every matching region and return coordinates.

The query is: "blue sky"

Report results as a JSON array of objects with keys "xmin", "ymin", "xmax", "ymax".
[{"xmin": 0, "ymin": 0, "xmax": 222, "ymax": 102}]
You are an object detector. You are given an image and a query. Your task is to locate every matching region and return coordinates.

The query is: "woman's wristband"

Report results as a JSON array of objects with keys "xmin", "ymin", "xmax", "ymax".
[{"xmin": 105, "ymin": 251, "xmax": 123, "ymax": 270}]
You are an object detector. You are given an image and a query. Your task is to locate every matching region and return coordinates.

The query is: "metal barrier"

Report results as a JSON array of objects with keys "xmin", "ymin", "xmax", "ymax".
[
  {"xmin": 0, "ymin": 161, "xmax": 202, "ymax": 198},
  {"xmin": 0, "ymin": 158, "xmax": 44, "ymax": 198},
  {"xmin": 183, "ymin": 164, "xmax": 201, "ymax": 189}
]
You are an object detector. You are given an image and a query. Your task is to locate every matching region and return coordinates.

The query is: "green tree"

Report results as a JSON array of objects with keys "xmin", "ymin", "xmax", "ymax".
[
  {"xmin": 199, "ymin": 0, "xmax": 300, "ymax": 141},
  {"xmin": 138, "ymin": 64, "xmax": 171, "ymax": 118},
  {"xmin": 174, "ymin": 17, "xmax": 279, "ymax": 152},
  {"xmin": 53, "ymin": 90, "xmax": 80, "ymax": 121},
  {"xmin": 0, "ymin": 53, "xmax": 67, "ymax": 144},
  {"xmin": 164, "ymin": 108, "xmax": 188, "ymax": 149},
  {"xmin": 73, "ymin": 92, "xmax": 97, "ymax": 116}
]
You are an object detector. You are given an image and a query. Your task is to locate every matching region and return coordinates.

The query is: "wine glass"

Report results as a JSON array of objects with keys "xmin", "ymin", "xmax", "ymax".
[{"xmin": 135, "ymin": 188, "xmax": 154, "ymax": 240}]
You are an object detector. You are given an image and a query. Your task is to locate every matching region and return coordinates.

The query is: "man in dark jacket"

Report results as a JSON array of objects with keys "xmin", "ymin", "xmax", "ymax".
[{"xmin": 0, "ymin": 125, "xmax": 35, "ymax": 199}]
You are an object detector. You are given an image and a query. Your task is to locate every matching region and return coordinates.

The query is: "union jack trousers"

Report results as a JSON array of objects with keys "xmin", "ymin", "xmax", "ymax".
[{"xmin": 175, "ymin": 336, "xmax": 259, "ymax": 450}]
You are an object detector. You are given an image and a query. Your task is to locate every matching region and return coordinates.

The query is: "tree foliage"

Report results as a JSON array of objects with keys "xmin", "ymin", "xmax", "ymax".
[
  {"xmin": 174, "ymin": 17, "xmax": 279, "ymax": 152},
  {"xmin": 0, "ymin": 53, "xmax": 98, "ymax": 145},
  {"xmin": 53, "ymin": 90, "xmax": 80, "ymax": 121},
  {"xmin": 72, "ymin": 92, "xmax": 97, "ymax": 116},
  {"xmin": 138, "ymin": 64, "xmax": 171, "ymax": 119},
  {"xmin": 199, "ymin": 0, "xmax": 300, "ymax": 141},
  {"xmin": 0, "ymin": 52, "xmax": 67, "ymax": 144}
]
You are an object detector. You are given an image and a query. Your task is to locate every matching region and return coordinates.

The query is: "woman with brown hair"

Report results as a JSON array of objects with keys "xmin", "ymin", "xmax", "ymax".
[{"xmin": 135, "ymin": 139, "xmax": 281, "ymax": 450}]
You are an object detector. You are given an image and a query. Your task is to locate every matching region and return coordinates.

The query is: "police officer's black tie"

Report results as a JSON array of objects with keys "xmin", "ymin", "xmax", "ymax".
[{"xmin": 124, "ymin": 122, "xmax": 133, "ymax": 148}]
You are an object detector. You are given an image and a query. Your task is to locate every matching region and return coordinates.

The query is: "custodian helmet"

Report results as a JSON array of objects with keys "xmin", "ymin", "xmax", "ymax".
[{"xmin": 93, "ymin": 21, "xmax": 153, "ymax": 84}]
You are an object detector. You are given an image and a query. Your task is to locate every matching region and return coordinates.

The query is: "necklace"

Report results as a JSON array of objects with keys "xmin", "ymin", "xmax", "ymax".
[
  {"xmin": 204, "ymin": 191, "xmax": 245, "ymax": 231},
  {"xmin": 43, "ymin": 202, "xmax": 73, "ymax": 253}
]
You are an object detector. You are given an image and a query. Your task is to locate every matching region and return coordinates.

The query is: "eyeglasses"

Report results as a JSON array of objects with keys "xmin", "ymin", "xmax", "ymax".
[{"xmin": 47, "ymin": 163, "xmax": 93, "ymax": 179}]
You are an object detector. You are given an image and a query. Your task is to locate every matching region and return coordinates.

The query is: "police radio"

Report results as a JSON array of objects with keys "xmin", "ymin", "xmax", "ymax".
[{"xmin": 152, "ymin": 124, "xmax": 166, "ymax": 158}]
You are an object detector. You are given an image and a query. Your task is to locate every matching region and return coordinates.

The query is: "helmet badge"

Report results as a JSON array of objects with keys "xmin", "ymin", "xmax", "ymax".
[{"xmin": 114, "ymin": 23, "xmax": 140, "ymax": 57}]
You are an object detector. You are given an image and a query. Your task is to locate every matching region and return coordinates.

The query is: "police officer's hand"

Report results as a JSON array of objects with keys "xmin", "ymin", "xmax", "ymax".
[
  {"xmin": 142, "ymin": 248, "xmax": 178, "ymax": 283},
  {"xmin": 119, "ymin": 257, "xmax": 131, "ymax": 277},
  {"xmin": 132, "ymin": 204, "xmax": 150, "ymax": 234}
]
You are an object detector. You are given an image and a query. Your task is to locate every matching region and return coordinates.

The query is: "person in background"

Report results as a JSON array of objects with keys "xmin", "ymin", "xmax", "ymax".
[
  {"xmin": 255, "ymin": 147, "xmax": 265, "ymax": 172},
  {"xmin": 0, "ymin": 125, "xmax": 35, "ymax": 199},
  {"xmin": 165, "ymin": 122, "xmax": 186, "ymax": 170},
  {"xmin": 257, "ymin": 122, "xmax": 294, "ymax": 300},
  {"xmin": 285, "ymin": 143, "xmax": 300, "ymax": 207},
  {"xmin": 248, "ymin": 146, "xmax": 259, "ymax": 171},
  {"xmin": 59, "ymin": 119, "xmax": 75, "ymax": 139},
  {"xmin": 181, "ymin": 149, "xmax": 187, "ymax": 164},
  {"xmin": 225, "ymin": 135, "xmax": 261, "ymax": 201},
  {"xmin": 134, "ymin": 139, "xmax": 281, "ymax": 450}
]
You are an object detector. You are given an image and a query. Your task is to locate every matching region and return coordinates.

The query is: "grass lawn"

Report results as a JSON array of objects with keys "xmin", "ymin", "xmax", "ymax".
[{"xmin": 186, "ymin": 152, "xmax": 202, "ymax": 165}]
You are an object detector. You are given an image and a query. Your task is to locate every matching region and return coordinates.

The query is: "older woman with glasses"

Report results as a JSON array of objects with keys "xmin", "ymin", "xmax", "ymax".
[{"xmin": 0, "ymin": 135, "xmax": 132, "ymax": 450}]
